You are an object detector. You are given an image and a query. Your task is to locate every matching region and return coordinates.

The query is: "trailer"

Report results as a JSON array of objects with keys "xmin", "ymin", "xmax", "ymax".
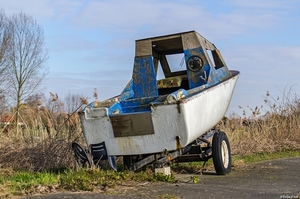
[{"xmin": 72, "ymin": 30, "xmax": 240, "ymax": 174}]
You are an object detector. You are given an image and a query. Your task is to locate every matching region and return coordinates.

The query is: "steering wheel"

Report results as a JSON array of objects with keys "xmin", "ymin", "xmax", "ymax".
[{"xmin": 187, "ymin": 56, "xmax": 203, "ymax": 72}]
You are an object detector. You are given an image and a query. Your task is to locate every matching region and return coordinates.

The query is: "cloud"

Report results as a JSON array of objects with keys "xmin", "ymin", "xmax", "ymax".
[
  {"xmin": 46, "ymin": 33, "xmax": 99, "ymax": 52},
  {"xmin": 68, "ymin": 0, "xmax": 219, "ymax": 37},
  {"xmin": 227, "ymin": 0, "xmax": 298, "ymax": 10},
  {"xmin": 224, "ymin": 42, "xmax": 300, "ymax": 115},
  {"xmin": 0, "ymin": 0, "xmax": 83, "ymax": 22},
  {"xmin": 45, "ymin": 70, "xmax": 131, "ymax": 100}
]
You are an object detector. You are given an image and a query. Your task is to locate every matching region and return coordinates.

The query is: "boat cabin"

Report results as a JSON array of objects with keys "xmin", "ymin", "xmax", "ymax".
[
  {"xmin": 121, "ymin": 30, "xmax": 232, "ymax": 99},
  {"xmin": 95, "ymin": 31, "xmax": 233, "ymax": 115}
]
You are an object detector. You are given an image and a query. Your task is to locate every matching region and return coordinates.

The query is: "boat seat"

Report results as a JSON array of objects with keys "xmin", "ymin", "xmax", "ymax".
[
  {"xmin": 157, "ymin": 75, "xmax": 189, "ymax": 95},
  {"xmin": 90, "ymin": 142, "xmax": 117, "ymax": 171}
]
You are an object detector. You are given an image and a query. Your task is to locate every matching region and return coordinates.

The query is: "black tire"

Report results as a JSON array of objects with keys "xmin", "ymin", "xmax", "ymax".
[
  {"xmin": 72, "ymin": 142, "xmax": 91, "ymax": 168},
  {"xmin": 123, "ymin": 155, "xmax": 131, "ymax": 170},
  {"xmin": 212, "ymin": 131, "xmax": 232, "ymax": 175},
  {"xmin": 123, "ymin": 155, "xmax": 139, "ymax": 170}
]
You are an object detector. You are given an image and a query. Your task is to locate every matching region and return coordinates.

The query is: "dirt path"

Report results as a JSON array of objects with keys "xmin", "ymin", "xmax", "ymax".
[{"xmin": 22, "ymin": 157, "xmax": 300, "ymax": 199}]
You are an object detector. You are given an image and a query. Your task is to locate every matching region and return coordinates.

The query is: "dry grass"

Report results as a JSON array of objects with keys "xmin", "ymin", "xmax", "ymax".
[
  {"xmin": 0, "ymin": 89, "xmax": 300, "ymax": 171},
  {"xmin": 0, "ymin": 136, "xmax": 76, "ymax": 171},
  {"xmin": 0, "ymin": 94, "xmax": 87, "ymax": 171},
  {"xmin": 224, "ymin": 89, "xmax": 300, "ymax": 155}
]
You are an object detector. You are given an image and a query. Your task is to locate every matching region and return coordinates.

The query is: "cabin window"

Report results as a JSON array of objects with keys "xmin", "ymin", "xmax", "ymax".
[
  {"xmin": 166, "ymin": 54, "xmax": 185, "ymax": 72},
  {"xmin": 156, "ymin": 62, "xmax": 165, "ymax": 79},
  {"xmin": 206, "ymin": 49, "xmax": 224, "ymax": 70},
  {"xmin": 156, "ymin": 53, "xmax": 186, "ymax": 79}
]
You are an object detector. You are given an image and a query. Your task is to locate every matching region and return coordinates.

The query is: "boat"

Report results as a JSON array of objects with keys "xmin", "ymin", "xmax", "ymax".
[{"xmin": 73, "ymin": 30, "xmax": 240, "ymax": 174}]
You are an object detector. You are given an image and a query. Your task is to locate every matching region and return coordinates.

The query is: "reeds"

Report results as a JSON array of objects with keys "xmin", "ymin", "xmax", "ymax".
[
  {"xmin": 0, "ymin": 89, "xmax": 299, "ymax": 171},
  {"xmin": 224, "ymin": 89, "xmax": 300, "ymax": 155},
  {"xmin": 0, "ymin": 93, "xmax": 87, "ymax": 171}
]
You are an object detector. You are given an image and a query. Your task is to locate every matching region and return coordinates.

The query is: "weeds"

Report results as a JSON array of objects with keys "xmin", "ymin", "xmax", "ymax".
[
  {"xmin": 0, "ymin": 93, "xmax": 86, "ymax": 171},
  {"xmin": 190, "ymin": 176, "xmax": 199, "ymax": 184},
  {"xmin": 0, "ymin": 167, "xmax": 176, "ymax": 196},
  {"xmin": 1, "ymin": 170, "xmax": 59, "ymax": 196},
  {"xmin": 224, "ymin": 89, "xmax": 300, "ymax": 155}
]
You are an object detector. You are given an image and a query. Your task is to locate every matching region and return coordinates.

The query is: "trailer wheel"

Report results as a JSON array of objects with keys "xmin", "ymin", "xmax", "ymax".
[
  {"xmin": 123, "ymin": 155, "xmax": 139, "ymax": 170},
  {"xmin": 212, "ymin": 131, "xmax": 231, "ymax": 175},
  {"xmin": 123, "ymin": 156, "xmax": 131, "ymax": 170}
]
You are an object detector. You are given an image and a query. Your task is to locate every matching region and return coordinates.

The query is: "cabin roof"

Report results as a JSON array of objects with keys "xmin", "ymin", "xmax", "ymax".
[{"xmin": 135, "ymin": 30, "xmax": 216, "ymax": 57}]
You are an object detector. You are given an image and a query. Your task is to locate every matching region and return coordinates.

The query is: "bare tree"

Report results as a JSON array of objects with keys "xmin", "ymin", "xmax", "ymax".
[
  {"xmin": 64, "ymin": 93, "xmax": 85, "ymax": 114},
  {"xmin": 0, "ymin": 94, "xmax": 8, "ymax": 113},
  {"xmin": 25, "ymin": 93, "xmax": 45, "ymax": 109},
  {"xmin": 5, "ymin": 12, "xmax": 48, "ymax": 133},
  {"xmin": 0, "ymin": 10, "xmax": 10, "ymax": 91}
]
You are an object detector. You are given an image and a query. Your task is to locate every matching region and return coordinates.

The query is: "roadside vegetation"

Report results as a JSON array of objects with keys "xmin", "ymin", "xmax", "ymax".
[
  {"xmin": 225, "ymin": 89, "xmax": 300, "ymax": 155},
  {"xmin": 0, "ymin": 89, "xmax": 299, "ymax": 197}
]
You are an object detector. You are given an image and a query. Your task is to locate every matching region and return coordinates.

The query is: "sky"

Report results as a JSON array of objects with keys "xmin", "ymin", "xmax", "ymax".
[{"xmin": 1, "ymin": 0, "xmax": 300, "ymax": 117}]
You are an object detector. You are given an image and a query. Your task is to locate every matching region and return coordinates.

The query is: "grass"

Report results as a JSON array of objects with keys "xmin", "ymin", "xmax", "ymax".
[
  {"xmin": 232, "ymin": 149, "xmax": 300, "ymax": 165},
  {"xmin": 4, "ymin": 171, "xmax": 59, "ymax": 195},
  {"xmin": 223, "ymin": 89, "xmax": 300, "ymax": 155},
  {"xmin": 0, "ymin": 167, "xmax": 177, "ymax": 197}
]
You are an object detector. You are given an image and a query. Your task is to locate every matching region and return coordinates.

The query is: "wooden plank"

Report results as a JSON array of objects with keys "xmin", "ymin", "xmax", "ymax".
[{"xmin": 110, "ymin": 112, "xmax": 154, "ymax": 137}]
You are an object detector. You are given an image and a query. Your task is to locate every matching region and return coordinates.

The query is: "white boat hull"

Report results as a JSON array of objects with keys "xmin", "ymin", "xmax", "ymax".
[{"xmin": 80, "ymin": 72, "xmax": 239, "ymax": 156}]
